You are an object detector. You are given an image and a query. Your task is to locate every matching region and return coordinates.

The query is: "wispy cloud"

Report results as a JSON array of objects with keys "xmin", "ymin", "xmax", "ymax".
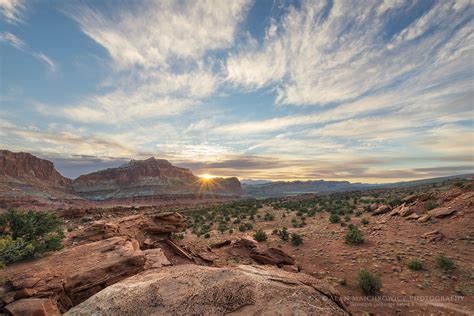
[
  {"xmin": 0, "ymin": 0, "xmax": 25, "ymax": 24},
  {"xmin": 226, "ymin": 0, "xmax": 473, "ymax": 106},
  {"xmin": 0, "ymin": 32, "xmax": 57, "ymax": 72},
  {"xmin": 51, "ymin": 0, "xmax": 251, "ymax": 124}
]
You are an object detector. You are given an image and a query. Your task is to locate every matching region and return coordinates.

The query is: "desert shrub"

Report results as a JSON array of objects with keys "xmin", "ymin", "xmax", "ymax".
[
  {"xmin": 253, "ymin": 229, "xmax": 267, "ymax": 242},
  {"xmin": 0, "ymin": 236, "xmax": 34, "ymax": 264},
  {"xmin": 203, "ymin": 233, "xmax": 211, "ymax": 239},
  {"xmin": 407, "ymin": 260, "xmax": 424, "ymax": 271},
  {"xmin": 425, "ymin": 200, "xmax": 438, "ymax": 211},
  {"xmin": 238, "ymin": 225, "xmax": 246, "ymax": 232},
  {"xmin": 0, "ymin": 210, "xmax": 64, "ymax": 265},
  {"xmin": 245, "ymin": 223, "xmax": 253, "ymax": 230},
  {"xmin": 355, "ymin": 210, "xmax": 362, "ymax": 217},
  {"xmin": 277, "ymin": 227, "xmax": 289, "ymax": 241},
  {"xmin": 345, "ymin": 226, "xmax": 364, "ymax": 244},
  {"xmin": 329, "ymin": 214, "xmax": 340, "ymax": 223},
  {"xmin": 291, "ymin": 233, "xmax": 303, "ymax": 246},
  {"xmin": 435, "ymin": 254, "xmax": 455, "ymax": 272},
  {"xmin": 272, "ymin": 228, "xmax": 279, "ymax": 235},
  {"xmin": 357, "ymin": 268, "xmax": 382, "ymax": 295},
  {"xmin": 264, "ymin": 213, "xmax": 275, "ymax": 221},
  {"xmin": 361, "ymin": 218, "xmax": 369, "ymax": 225}
]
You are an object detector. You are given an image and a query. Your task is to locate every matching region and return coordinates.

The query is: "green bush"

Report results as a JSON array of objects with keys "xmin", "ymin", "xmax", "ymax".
[
  {"xmin": 0, "ymin": 210, "xmax": 64, "ymax": 266},
  {"xmin": 425, "ymin": 200, "xmax": 438, "ymax": 211},
  {"xmin": 253, "ymin": 229, "xmax": 267, "ymax": 242},
  {"xmin": 435, "ymin": 254, "xmax": 455, "ymax": 272},
  {"xmin": 329, "ymin": 214, "xmax": 340, "ymax": 223},
  {"xmin": 357, "ymin": 268, "xmax": 382, "ymax": 295},
  {"xmin": 345, "ymin": 226, "xmax": 364, "ymax": 244},
  {"xmin": 361, "ymin": 218, "xmax": 369, "ymax": 225},
  {"xmin": 407, "ymin": 260, "xmax": 424, "ymax": 271},
  {"xmin": 291, "ymin": 233, "xmax": 303, "ymax": 246},
  {"xmin": 204, "ymin": 233, "xmax": 211, "ymax": 239},
  {"xmin": 0, "ymin": 236, "xmax": 34, "ymax": 264},
  {"xmin": 263, "ymin": 213, "xmax": 275, "ymax": 221}
]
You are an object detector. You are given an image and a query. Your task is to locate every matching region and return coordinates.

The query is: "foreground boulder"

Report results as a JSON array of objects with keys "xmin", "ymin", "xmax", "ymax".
[
  {"xmin": 66, "ymin": 264, "xmax": 349, "ymax": 315},
  {"xmin": 1, "ymin": 237, "xmax": 145, "ymax": 312}
]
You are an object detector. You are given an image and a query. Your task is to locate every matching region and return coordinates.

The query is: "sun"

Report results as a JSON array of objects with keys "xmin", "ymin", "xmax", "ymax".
[{"xmin": 199, "ymin": 174, "xmax": 216, "ymax": 181}]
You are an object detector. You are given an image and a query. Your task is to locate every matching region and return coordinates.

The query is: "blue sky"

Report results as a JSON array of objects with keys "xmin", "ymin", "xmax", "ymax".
[{"xmin": 0, "ymin": 0, "xmax": 473, "ymax": 181}]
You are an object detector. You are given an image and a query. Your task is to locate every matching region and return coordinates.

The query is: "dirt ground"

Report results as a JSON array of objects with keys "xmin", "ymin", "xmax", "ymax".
[{"xmin": 183, "ymin": 202, "xmax": 474, "ymax": 315}]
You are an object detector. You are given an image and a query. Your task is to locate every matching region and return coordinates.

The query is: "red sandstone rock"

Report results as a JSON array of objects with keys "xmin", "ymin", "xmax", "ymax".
[{"xmin": 1, "ymin": 237, "xmax": 146, "ymax": 312}]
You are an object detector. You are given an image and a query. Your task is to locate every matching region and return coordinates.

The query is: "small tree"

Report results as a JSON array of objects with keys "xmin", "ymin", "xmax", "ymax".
[
  {"xmin": 345, "ymin": 226, "xmax": 364, "ymax": 244},
  {"xmin": 357, "ymin": 268, "xmax": 382, "ymax": 295},
  {"xmin": 291, "ymin": 233, "xmax": 303, "ymax": 246},
  {"xmin": 253, "ymin": 229, "xmax": 267, "ymax": 242},
  {"xmin": 329, "ymin": 214, "xmax": 340, "ymax": 223},
  {"xmin": 0, "ymin": 210, "xmax": 64, "ymax": 266}
]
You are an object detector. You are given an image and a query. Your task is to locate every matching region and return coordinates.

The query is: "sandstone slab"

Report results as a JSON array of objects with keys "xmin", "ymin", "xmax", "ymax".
[{"xmin": 66, "ymin": 264, "xmax": 349, "ymax": 315}]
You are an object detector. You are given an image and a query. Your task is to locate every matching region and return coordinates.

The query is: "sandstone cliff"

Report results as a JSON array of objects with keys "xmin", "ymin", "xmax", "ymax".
[{"xmin": 72, "ymin": 157, "xmax": 241, "ymax": 199}]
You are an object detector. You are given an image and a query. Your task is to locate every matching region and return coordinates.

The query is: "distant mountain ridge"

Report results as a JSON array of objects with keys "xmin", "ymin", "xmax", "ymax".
[
  {"xmin": 242, "ymin": 175, "xmax": 473, "ymax": 197},
  {"xmin": 0, "ymin": 150, "xmax": 242, "ymax": 201},
  {"xmin": 1, "ymin": 150, "xmax": 471, "ymax": 201}
]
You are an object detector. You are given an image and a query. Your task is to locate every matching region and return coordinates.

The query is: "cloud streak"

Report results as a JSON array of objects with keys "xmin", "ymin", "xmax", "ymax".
[{"xmin": 0, "ymin": 32, "xmax": 57, "ymax": 72}]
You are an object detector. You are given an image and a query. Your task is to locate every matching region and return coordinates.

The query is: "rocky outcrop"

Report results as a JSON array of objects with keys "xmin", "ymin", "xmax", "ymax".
[
  {"xmin": 372, "ymin": 205, "xmax": 391, "ymax": 215},
  {"xmin": 69, "ymin": 212, "xmax": 186, "ymax": 246},
  {"xmin": 1, "ymin": 237, "xmax": 146, "ymax": 312},
  {"xmin": 421, "ymin": 230, "xmax": 444, "ymax": 242},
  {"xmin": 227, "ymin": 237, "xmax": 296, "ymax": 268},
  {"xmin": 65, "ymin": 264, "xmax": 349, "ymax": 315},
  {"xmin": 72, "ymin": 157, "xmax": 242, "ymax": 199},
  {"xmin": 429, "ymin": 207, "xmax": 456, "ymax": 218},
  {"xmin": 0, "ymin": 150, "xmax": 73, "ymax": 205},
  {"xmin": 250, "ymin": 247, "xmax": 295, "ymax": 266},
  {"xmin": 0, "ymin": 150, "xmax": 70, "ymax": 187}
]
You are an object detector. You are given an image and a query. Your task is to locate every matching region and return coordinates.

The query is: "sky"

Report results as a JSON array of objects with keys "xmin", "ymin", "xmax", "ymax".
[{"xmin": 0, "ymin": 0, "xmax": 473, "ymax": 182}]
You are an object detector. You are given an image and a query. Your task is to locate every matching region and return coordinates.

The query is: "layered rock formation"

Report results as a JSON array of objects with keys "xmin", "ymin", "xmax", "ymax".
[
  {"xmin": 66, "ymin": 264, "xmax": 349, "ymax": 315},
  {"xmin": 1, "ymin": 212, "xmax": 188, "ymax": 313},
  {"xmin": 0, "ymin": 150, "xmax": 70, "ymax": 187},
  {"xmin": 0, "ymin": 150, "xmax": 74, "ymax": 206},
  {"xmin": 72, "ymin": 157, "xmax": 242, "ymax": 199},
  {"xmin": 1, "ymin": 237, "xmax": 145, "ymax": 312}
]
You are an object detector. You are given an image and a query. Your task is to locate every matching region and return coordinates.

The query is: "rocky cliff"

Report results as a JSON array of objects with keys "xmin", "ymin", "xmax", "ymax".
[
  {"xmin": 0, "ymin": 150, "xmax": 73, "ymax": 203},
  {"xmin": 72, "ymin": 157, "xmax": 241, "ymax": 200},
  {"xmin": 0, "ymin": 150, "xmax": 71, "ymax": 187}
]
